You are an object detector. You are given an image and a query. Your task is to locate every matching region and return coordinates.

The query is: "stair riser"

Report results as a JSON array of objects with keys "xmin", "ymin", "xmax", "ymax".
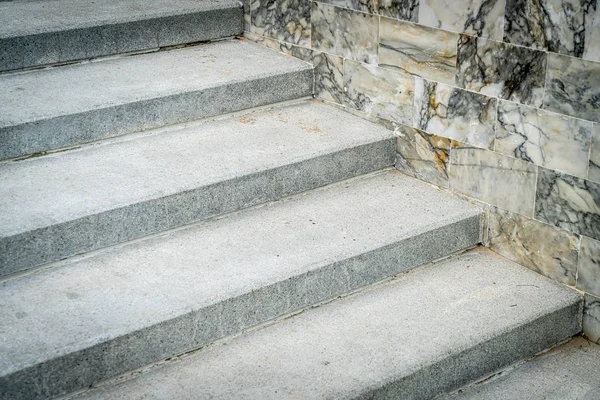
[
  {"xmin": 0, "ymin": 6, "xmax": 243, "ymax": 73},
  {"xmin": 0, "ymin": 214, "xmax": 482, "ymax": 400},
  {"xmin": 363, "ymin": 301, "xmax": 582, "ymax": 400},
  {"xmin": 0, "ymin": 139, "xmax": 395, "ymax": 276},
  {"xmin": 0, "ymin": 68, "xmax": 313, "ymax": 160}
]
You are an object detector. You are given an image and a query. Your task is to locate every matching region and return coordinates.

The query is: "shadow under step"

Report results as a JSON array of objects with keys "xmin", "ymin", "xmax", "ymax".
[
  {"xmin": 0, "ymin": 171, "xmax": 483, "ymax": 400},
  {"xmin": 0, "ymin": 0, "xmax": 243, "ymax": 72},
  {"xmin": 71, "ymin": 249, "xmax": 582, "ymax": 400},
  {"xmin": 0, "ymin": 101, "xmax": 394, "ymax": 276},
  {"xmin": 0, "ymin": 39, "xmax": 313, "ymax": 160}
]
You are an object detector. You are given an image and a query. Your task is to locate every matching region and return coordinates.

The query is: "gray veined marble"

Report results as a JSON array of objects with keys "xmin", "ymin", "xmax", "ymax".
[
  {"xmin": 578, "ymin": 236, "xmax": 600, "ymax": 298},
  {"xmin": 418, "ymin": 0, "xmax": 506, "ymax": 40},
  {"xmin": 495, "ymin": 101, "xmax": 593, "ymax": 178},
  {"xmin": 503, "ymin": 0, "xmax": 599, "ymax": 62},
  {"xmin": 543, "ymin": 53, "xmax": 600, "ymax": 123},
  {"xmin": 314, "ymin": 51, "xmax": 344, "ymax": 104},
  {"xmin": 450, "ymin": 146, "xmax": 538, "ymax": 215},
  {"xmin": 250, "ymin": 0, "xmax": 311, "ymax": 47},
  {"xmin": 535, "ymin": 168, "xmax": 600, "ymax": 240},
  {"xmin": 379, "ymin": 17, "xmax": 458, "ymax": 85},
  {"xmin": 590, "ymin": 123, "xmax": 600, "ymax": 182},
  {"xmin": 311, "ymin": 2, "xmax": 378, "ymax": 64},
  {"xmin": 395, "ymin": 124, "xmax": 454, "ymax": 187},
  {"xmin": 315, "ymin": 0, "xmax": 371, "ymax": 13},
  {"xmin": 371, "ymin": 0, "xmax": 419, "ymax": 21},
  {"xmin": 489, "ymin": 206, "xmax": 579, "ymax": 286},
  {"xmin": 456, "ymin": 35, "xmax": 547, "ymax": 107},
  {"xmin": 344, "ymin": 60, "xmax": 414, "ymax": 125},
  {"xmin": 584, "ymin": 294, "xmax": 600, "ymax": 344},
  {"xmin": 413, "ymin": 78, "xmax": 497, "ymax": 149}
]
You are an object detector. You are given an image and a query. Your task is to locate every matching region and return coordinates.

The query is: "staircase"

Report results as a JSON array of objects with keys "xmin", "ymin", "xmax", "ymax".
[{"xmin": 0, "ymin": 1, "xmax": 588, "ymax": 399}]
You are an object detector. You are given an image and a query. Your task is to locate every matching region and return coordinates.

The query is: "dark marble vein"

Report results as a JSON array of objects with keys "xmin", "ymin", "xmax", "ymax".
[
  {"xmin": 250, "ymin": 0, "xmax": 311, "ymax": 46},
  {"xmin": 578, "ymin": 236, "xmax": 600, "ymax": 297}
]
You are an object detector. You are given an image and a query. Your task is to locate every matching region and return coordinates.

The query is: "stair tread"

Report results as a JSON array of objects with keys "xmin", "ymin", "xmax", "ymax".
[
  {"xmin": 0, "ymin": 40, "xmax": 309, "ymax": 128},
  {"xmin": 0, "ymin": 0, "xmax": 240, "ymax": 38},
  {"xmin": 0, "ymin": 101, "xmax": 391, "ymax": 238},
  {"xmin": 75, "ymin": 249, "xmax": 581, "ymax": 400},
  {"xmin": 443, "ymin": 337, "xmax": 600, "ymax": 400},
  {"xmin": 0, "ymin": 171, "xmax": 481, "ymax": 378}
]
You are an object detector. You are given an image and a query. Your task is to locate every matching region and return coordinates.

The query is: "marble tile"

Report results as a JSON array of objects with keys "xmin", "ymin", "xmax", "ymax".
[
  {"xmin": 450, "ymin": 145, "xmax": 538, "ymax": 215},
  {"xmin": 278, "ymin": 41, "xmax": 314, "ymax": 62},
  {"xmin": 311, "ymin": 2, "xmax": 378, "ymax": 64},
  {"xmin": 418, "ymin": 0, "xmax": 506, "ymax": 40},
  {"xmin": 543, "ymin": 53, "xmax": 600, "ymax": 123},
  {"xmin": 583, "ymin": 5, "xmax": 600, "ymax": 63},
  {"xmin": 590, "ymin": 124, "xmax": 600, "ymax": 182},
  {"xmin": 315, "ymin": 0, "xmax": 371, "ymax": 13},
  {"xmin": 244, "ymin": 31, "xmax": 284, "ymax": 52},
  {"xmin": 344, "ymin": 60, "xmax": 414, "ymax": 125},
  {"xmin": 395, "ymin": 124, "xmax": 454, "ymax": 187},
  {"xmin": 456, "ymin": 35, "xmax": 547, "ymax": 107},
  {"xmin": 314, "ymin": 52, "xmax": 344, "ymax": 104},
  {"xmin": 503, "ymin": 0, "xmax": 599, "ymax": 62},
  {"xmin": 495, "ymin": 101, "xmax": 593, "ymax": 178},
  {"xmin": 250, "ymin": 0, "xmax": 311, "ymax": 46},
  {"xmin": 534, "ymin": 168, "xmax": 600, "ymax": 240},
  {"xmin": 489, "ymin": 206, "xmax": 579, "ymax": 286},
  {"xmin": 578, "ymin": 236, "xmax": 600, "ymax": 297},
  {"xmin": 584, "ymin": 294, "xmax": 600, "ymax": 344},
  {"xmin": 379, "ymin": 18, "xmax": 458, "ymax": 85},
  {"xmin": 413, "ymin": 78, "xmax": 497, "ymax": 149},
  {"xmin": 372, "ymin": 0, "xmax": 419, "ymax": 21}
]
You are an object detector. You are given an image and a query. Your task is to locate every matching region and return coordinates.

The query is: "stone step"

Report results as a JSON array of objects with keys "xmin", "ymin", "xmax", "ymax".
[
  {"xmin": 0, "ymin": 171, "xmax": 483, "ymax": 400},
  {"xmin": 70, "ymin": 249, "xmax": 582, "ymax": 400},
  {"xmin": 0, "ymin": 0, "xmax": 243, "ymax": 72},
  {"xmin": 0, "ymin": 100, "xmax": 394, "ymax": 276},
  {"xmin": 443, "ymin": 337, "xmax": 600, "ymax": 400},
  {"xmin": 0, "ymin": 39, "xmax": 313, "ymax": 160}
]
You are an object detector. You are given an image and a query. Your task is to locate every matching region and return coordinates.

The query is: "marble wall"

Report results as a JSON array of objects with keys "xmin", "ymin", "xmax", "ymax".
[{"xmin": 244, "ymin": 0, "xmax": 600, "ymax": 343}]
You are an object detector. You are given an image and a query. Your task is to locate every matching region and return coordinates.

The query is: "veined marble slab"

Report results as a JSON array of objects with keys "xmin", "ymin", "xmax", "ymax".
[
  {"xmin": 450, "ymin": 146, "xmax": 538, "ymax": 216},
  {"xmin": 311, "ymin": 2, "xmax": 378, "ymax": 63},
  {"xmin": 503, "ymin": 0, "xmax": 599, "ymax": 63},
  {"xmin": 584, "ymin": 294, "xmax": 600, "ymax": 344},
  {"xmin": 379, "ymin": 17, "xmax": 458, "ymax": 85},
  {"xmin": 344, "ymin": 60, "xmax": 414, "ymax": 125},
  {"xmin": 371, "ymin": 0, "xmax": 419, "ymax": 21},
  {"xmin": 314, "ymin": 51, "xmax": 344, "ymax": 104},
  {"xmin": 590, "ymin": 124, "xmax": 600, "ymax": 182},
  {"xmin": 489, "ymin": 206, "xmax": 579, "ymax": 286},
  {"xmin": 315, "ymin": 0, "xmax": 371, "ymax": 13},
  {"xmin": 456, "ymin": 35, "xmax": 546, "ymax": 106},
  {"xmin": 250, "ymin": 0, "xmax": 311, "ymax": 46},
  {"xmin": 578, "ymin": 237, "xmax": 600, "ymax": 298},
  {"xmin": 535, "ymin": 168, "xmax": 600, "ymax": 240},
  {"xmin": 413, "ymin": 78, "xmax": 497, "ymax": 149},
  {"xmin": 495, "ymin": 101, "xmax": 593, "ymax": 178},
  {"xmin": 418, "ymin": 0, "xmax": 506, "ymax": 40},
  {"xmin": 395, "ymin": 124, "xmax": 454, "ymax": 187},
  {"xmin": 543, "ymin": 53, "xmax": 600, "ymax": 123}
]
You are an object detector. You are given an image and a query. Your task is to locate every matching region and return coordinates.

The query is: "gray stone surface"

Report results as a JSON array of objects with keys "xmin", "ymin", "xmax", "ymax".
[
  {"xmin": 0, "ymin": 0, "xmax": 243, "ymax": 72},
  {"xmin": 0, "ymin": 171, "xmax": 483, "ymax": 400},
  {"xmin": 0, "ymin": 39, "xmax": 313, "ymax": 160},
  {"xmin": 73, "ymin": 249, "xmax": 582, "ymax": 400},
  {"xmin": 443, "ymin": 337, "xmax": 600, "ymax": 400},
  {"xmin": 0, "ymin": 101, "xmax": 394, "ymax": 275}
]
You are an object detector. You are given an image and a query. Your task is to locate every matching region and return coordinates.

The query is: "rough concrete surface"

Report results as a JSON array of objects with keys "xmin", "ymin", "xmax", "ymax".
[
  {"xmin": 0, "ymin": 0, "xmax": 243, "ymax": 71},
  {"xmin": 0, "ymin": 101, "xmax": 394, "ymax": 275},
  {"xmin": 443, "ymin": 337, "xmax": 600, "ymax": 400},
  {"xmin": 0, "ymin": 171, "xmax": 482, "ymax": 399},
  {"xmin": 0, "ymin": 39, "xmax": 313, "ymax": 159},
  {"xmin": 73, "ymin": 249, "xmax": 582, "ymax": 400}
]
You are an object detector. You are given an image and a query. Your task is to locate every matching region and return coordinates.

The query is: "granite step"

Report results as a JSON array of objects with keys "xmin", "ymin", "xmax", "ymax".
[
  {"xmin": 0, "ymin": 171, "xmax": 483, "ymax": 400},
  {"xmin": 0, "ymin": 0, "xmax": 243, "ymax": 72},
  {"xmin": 0, "ymin": 100, "xmax": 394, "ymax": 276},
  {"xmin": 442, "ymin": 337, "xmax": 600, "ymax": 400},
  {"xmin": 69, "ymin": 249, "xmax": 582, "ymax": 400},
  {"xmin": 0, "ymin": 39, "xmax": 313, "ymax": 160}
]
